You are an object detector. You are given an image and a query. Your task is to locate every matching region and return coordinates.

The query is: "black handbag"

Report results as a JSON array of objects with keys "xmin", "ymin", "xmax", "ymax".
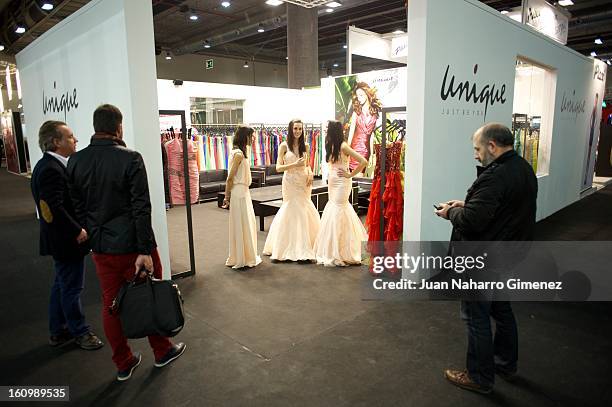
[{"xmin": 112, "ymin": 273, "xmax": 185, "ymax": 339}]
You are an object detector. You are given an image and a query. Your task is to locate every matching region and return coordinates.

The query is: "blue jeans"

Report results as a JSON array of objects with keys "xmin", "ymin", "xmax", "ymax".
[
  {"xmin": 460, "ymin": 300, "xmax": 518, "ymax": 388},
  {"xmin": 49, "ymin": 257, "xmax": 89, "ymax": 337}
]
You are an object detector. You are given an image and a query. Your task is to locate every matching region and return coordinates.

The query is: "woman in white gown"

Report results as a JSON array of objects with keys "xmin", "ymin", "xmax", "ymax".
[
  {"xmin": 263, "ymin": 119, "xmax": 321, "ymax": 261},
  {"xmin": 223, "ymin": 125, "xmax": 262, "ymax": 269},
  {"xmin": 314, "ymin": 120, "xmax": 368, "ymax": 267}
]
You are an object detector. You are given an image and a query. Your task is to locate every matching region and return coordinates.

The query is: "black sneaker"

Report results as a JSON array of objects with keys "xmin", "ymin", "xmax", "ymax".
[
  {"xmin": 75, "ymin": 332, "xmax": 104, "ymax": 350},
  {"xmin": 117, "ymin": 353, "xmax": 142, "ymax": 382},
  {"xmin": 49, "ymin": 329, "xmax": 74, "ymax": 347},
  {"xmin": 154, "ymin": 343, "xmax": 186, "ymax": 368}
]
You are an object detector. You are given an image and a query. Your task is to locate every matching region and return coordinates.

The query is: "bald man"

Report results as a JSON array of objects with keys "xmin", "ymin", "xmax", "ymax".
[{"xmin": 435, "ymin": 123, "xmax": 538, "ymax": 394}]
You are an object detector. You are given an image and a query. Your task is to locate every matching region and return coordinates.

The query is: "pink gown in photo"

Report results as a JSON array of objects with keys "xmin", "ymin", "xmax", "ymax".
[{"xmin": 349, "ymin": 110, "xmax": 378, "ymax": 171}]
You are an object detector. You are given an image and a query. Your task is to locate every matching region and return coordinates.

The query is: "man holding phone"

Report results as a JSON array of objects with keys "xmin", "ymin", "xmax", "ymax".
[{"xmin": 434, "ymin": 123, "xmax": 537, "ymax": 394}]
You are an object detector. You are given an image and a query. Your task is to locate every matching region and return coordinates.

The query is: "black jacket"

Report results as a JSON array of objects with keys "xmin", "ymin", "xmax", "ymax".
[
  {"xmin": 31, "ymin": 153, "xmax": 88, "ymax": 260},
  {"xmin": 448, "ymin": 150, "xmax": 538, "ymax": 242},
  {"xmin": 67, "ymin": 137, "xmax": 156, "ymax": 255}
]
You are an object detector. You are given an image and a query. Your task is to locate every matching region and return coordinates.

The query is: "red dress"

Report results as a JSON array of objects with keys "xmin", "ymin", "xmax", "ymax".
[
  {"xmin": 366, "ymin": 141, "xmax": 404, "ymax": 242},
  {"xmin": 349, "ymin": 111, "xmax": 378, "ymax": 171}
]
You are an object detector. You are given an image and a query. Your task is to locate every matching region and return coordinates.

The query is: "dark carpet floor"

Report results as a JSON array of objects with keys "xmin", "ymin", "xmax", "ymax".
[{"xmin": 0, "ymin": 169, "xmax": 610, "ymax": 407}]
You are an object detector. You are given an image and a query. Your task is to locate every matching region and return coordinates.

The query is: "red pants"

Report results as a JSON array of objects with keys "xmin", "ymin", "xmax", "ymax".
[{"xmin": 92, "ymin": 248, "xmax": 173, "ymax": 371}]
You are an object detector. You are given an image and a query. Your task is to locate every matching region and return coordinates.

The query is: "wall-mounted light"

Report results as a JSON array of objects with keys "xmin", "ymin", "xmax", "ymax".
[{"xmin": 594, "ymin": 38, "xmax": 603, "ymax": 45}]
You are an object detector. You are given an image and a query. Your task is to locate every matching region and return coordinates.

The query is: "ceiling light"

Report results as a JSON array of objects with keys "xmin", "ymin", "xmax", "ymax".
[
  {"xmin": 265, "ymin": 0, "xmax": 283, "ymax": 5},
  {"xmin": 243, "ymin": 61, "xmax": 249, "ymax": 68},
  {"xmin": 595, "ymin": 38, "xmax": 603, "ymax": 45},
  {"xmin": 258, "ymin": 25, "xmax": 265, "ymax": 33},
  {"xmin": 325, "ymin": 8, "xmax": 334, "ymax": 13},
  {"xmin": 607, "ymin": 60, "xmax": 611, "ymax": 66},
  {"xmin": 327, "ymin": 1, "xmax": 342, "ymax": 7},
  {"xmin": 164, "ymin": 51, "xmax": 172, "ymax": 60},
  {"xmin": 393, "ymin": 29, "xmax": 404, "ymax": 34},
  {"xmin": 0, "ymin": 45, "xmax": 4, "ymax": 52},
  {"xmin": 204, "ymin": 41, "xmax": 211, "ymax": 48},
  {"xmin": 190, "ymin": 14, "xmax": 198, "ymax": 21},
  {"xmin": 285, "ymin": 56, "xmax": 288, "ymax": 60},
  {"xmin": 15, "ymin": 26, "xmax": 26, "ymax": 34},
  {"xmin": 558, "ymin": 0, "xmax": 573, "ymax": 6},
  {"xmin": 591, "ymin": 51, "xmax": 597, "ymax": 57},
  {"xmin": 343, "ymin": 44, "xmax": 347, "ymax": 49},
  {"xmin": 501, "ymin": 10, "xmax": 509, "ymax": 14},
  {"xmin": 41, "ymin": 2, "xmax": 54, "ymax": 11},
  {"xmin": 333, "ymin": 63, "xmax": 339, "ymax": 67},
  {"xmin": 221, "ymin": 1, "xmax": 230, "ymax": 8}
]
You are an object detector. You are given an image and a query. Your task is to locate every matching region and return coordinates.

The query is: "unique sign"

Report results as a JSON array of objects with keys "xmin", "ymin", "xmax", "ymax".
[
  {"xmin": 391, "ymin": 35, "xmax": 408, "ymax": 59},
  {"xmin": 559, "ymin": 89, "xmax": 586, "ymax": 121},
  {"xmin": 42, "ymin": 81, "xmax": 79, "ymax": 121},
  {"xmin": 522, "ymin": 0, "xmax": 569, "ymax": 45},
  {"xmin": 440, "ymin": 64, "xmax": 507, "ymax": 121},
  {"xmin": 205, "ymin": 59, "xmax": 214, "ymax": 70}
]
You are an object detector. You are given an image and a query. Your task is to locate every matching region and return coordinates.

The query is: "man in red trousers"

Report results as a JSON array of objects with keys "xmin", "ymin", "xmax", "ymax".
[{"xmin": 67, "ymin": 104, "xmax": 185, "ymax": 381}]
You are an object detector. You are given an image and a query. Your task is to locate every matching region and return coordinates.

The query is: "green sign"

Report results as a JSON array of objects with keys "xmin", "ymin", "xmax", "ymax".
[{"xmin": 206, "ymin": 59, "xmax": 214, "ymax": 70}]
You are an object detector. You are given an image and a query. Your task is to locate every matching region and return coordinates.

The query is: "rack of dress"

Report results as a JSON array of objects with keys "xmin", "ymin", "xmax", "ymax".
[
  {"xmin": 161, "ymin": 127, "xmax": 200, "ymax": 205},
  {"xmin": 365, "ymin": 110, "xmax": 406, "ymax": 243},
  {"xmin": 512, "ymin": 113, "xmax": 540, "ymax": 172},
  {"xmin": 190, "ymin": 124, "xmax": 235, "ymax": 171}
]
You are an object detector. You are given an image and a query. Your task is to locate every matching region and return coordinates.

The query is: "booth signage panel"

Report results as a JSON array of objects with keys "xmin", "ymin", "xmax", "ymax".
[
  {"xmin": 391, "ymin": 35, "xmax": 408, "ymax": 59},
  {"xmin": 348, "ymin": 27, "xmax": 391, "ymax": 62},
  {"xmin": 522, "ymin": 0, "xmax": 569, "ymax": 45}
]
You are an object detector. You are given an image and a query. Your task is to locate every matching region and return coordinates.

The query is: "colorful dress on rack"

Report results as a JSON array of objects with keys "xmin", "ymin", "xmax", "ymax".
[
  {"xmin": 366, "ymin": 141, "xmax": 404, "ymax": 242},
  {"xmin": 349, "ymin": 111, "xmax": 378, "ymax": 171},
  {"xmin": 263, "ymin": 146, "xmax": 321, "ymax": 261},
  {"xmin": 226, "ymin": 149, "xmax": 262, "ymax": 269},
  {"xmin": 314, "ymin": 149, "xmax": 367, "ymax": 266}
]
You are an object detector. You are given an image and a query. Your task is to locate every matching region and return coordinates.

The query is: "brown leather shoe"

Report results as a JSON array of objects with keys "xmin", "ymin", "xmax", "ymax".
[{"xmin": 444, "ymin": 369, "xmax": 492, "ymax": 394}]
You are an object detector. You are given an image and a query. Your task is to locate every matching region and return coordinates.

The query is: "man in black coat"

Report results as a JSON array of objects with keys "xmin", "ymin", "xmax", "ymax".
[
  {"xmin": 67, "ymin": 105, "xmax": 185, "ymax": 382},
  {"xmin": 435, "ymin": 123, "xmax": 538, "ymax": 394},
  {"xmin": 31, "ymin": 120, "xmax": 104, "ymax": 350}
]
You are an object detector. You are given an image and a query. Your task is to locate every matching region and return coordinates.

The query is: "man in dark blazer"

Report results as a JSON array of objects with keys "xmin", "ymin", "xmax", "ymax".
[{"xmin": 31, "ymin": 120, "xmax": 104, "ymax": 351}]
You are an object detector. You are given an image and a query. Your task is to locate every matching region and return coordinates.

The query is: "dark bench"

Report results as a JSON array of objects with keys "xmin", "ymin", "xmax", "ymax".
[{"xmin": 219, "ymin": 180, "xmax": 359, "ymax": 231}]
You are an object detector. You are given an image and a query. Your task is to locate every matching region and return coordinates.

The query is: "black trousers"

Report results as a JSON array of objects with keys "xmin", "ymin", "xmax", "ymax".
[{"xmin": 460, "ymin": 300, "xmax": 518, "ymax": 388}]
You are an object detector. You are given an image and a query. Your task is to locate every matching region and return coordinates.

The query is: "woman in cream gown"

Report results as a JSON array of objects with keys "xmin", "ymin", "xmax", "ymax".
[
  {"xmin": 223, "ymin": 125, "xmax": 262, "ymax": 269},
  {"xmin": 314, "ymin": 120, "xmax": 368, "ymax": 266},
  {"xmin": 263, "ymin": 119, "xmax": 321, "ymax": 261}
]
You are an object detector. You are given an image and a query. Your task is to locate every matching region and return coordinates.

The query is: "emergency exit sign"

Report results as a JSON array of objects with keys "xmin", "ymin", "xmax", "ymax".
[{"xmin": 205, "ymin": 59, "xmax": 214, "ymax": 70}]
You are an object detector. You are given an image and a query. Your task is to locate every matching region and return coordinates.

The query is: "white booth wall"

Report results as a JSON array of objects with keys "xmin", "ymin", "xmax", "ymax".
[
  {"xmin": 16, "ymin": 0, "xmax": 171, "ymax": 276},
  {"xmin": 157, "ymin": 79, "xmax": 326, "ymax": 127},
  {"xmin": 405, "ymin": 0, "xmax": 607, "ymax": 241}
]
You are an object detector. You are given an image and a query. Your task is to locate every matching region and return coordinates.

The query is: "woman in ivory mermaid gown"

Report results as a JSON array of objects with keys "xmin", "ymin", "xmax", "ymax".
[
  {"xmin": 223, "ymin": 125, "xmax": 262, "ymax": 269},
  {"xmin": 314, "ymin": 120, "xmax": 368, "ymax": 266},
  {"xmin": 263, "ymin": 119, "xmax": 321, "ymax": 261}
]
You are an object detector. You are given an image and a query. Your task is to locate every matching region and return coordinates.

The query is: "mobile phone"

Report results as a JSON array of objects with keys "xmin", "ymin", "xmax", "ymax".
[{"xmin": 433, "ymin": 204, "xmax": 442, "ymax": 210}]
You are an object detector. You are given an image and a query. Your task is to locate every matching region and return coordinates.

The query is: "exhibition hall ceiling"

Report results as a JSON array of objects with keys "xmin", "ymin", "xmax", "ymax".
[{"xmin": 0, "ymin": 0, "xmax": 611, "ymax": 70}]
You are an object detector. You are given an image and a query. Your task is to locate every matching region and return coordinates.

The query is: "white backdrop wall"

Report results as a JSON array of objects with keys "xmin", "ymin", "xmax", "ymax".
[
  {"xmin": 157, "ymin": 79, "xmax": 326, "ymax": 126},
  {"xmin": 406, "ymin": 0, "xmax": 606, "ymax": 241},
  {"xmin": 16, "ymin": 0, "xmax": 171, "ymax": 276}
]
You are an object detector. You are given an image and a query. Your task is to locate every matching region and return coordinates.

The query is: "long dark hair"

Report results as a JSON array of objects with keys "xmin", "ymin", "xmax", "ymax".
[
  {"xmin": 325, "ymin": 120, "xmax": 344, "ymax": 163},
  {"xmin": 287, "ymin": 119, "xmax": 306, "ymax": 157},
  {"xmin": 234, "ymin": 125, "xmax": 253, "ymax": 157},
  {"xmin": 352, "ymin": 82, "xmax": 382, "ymax": 116}
]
